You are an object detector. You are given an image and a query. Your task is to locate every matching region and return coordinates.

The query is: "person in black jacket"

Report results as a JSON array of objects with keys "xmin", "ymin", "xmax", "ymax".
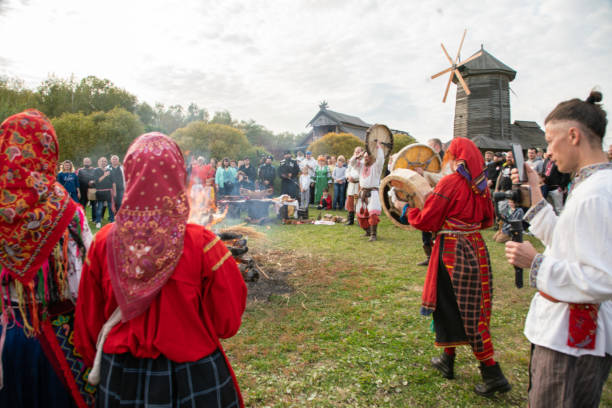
[
  {"xmin": 278, "ymin": 151, "xmax": 300, "ymax": 201},
  {"xmin": 77, "ymin": 157, "xmax": 98, "ymax": 221},
  {"xmin": 238, "ymin": 157, "xmax": 257, "ymax": 190},
  {"xmin": 258, "ymin": 156, "xmax": 276, "ymax": 192},
  {"xmin": 541, "ymin": 153, "xmax": 570, "ymax": 215}
]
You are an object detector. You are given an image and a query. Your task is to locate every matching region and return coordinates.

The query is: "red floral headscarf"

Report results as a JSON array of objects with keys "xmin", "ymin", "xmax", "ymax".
[
  {"xmin": 0, "ymin": 110, "xmax": 77, "ymax": 283},
  {"xmin": 444, "ymin": 137, "xmax": 489, "ymax": 198},
  {"xmin": 106, "ymin": 132, "xmax": 190, "ymax": 321}
]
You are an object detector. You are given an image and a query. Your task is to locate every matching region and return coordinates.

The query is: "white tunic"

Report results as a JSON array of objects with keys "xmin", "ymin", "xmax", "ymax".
[
  {"xmin": 524, "ymin": 163, "xmax": 612, "ymax": 357},
  {"xmin": 345, "ymin": 162, "xmax": 360, "ymax": 196},
  {"xmin": 354, "ymin": 146, "xmax": 384, "ymax": 214}
]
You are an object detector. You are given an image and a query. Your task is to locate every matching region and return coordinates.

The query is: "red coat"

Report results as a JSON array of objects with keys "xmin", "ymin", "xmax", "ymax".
[
  {"xmin": 319, "ymin": 195, "xmax": 332, "ymax": 210},
  {"xmin": 74, "ymin": 223, "xmax": 247, "ymax": 405}
]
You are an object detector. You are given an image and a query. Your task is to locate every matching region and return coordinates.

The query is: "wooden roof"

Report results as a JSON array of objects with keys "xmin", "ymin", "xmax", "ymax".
[
  {"xmin": 307, "ymin": 108, "xmax": 371, "ymax": 129},
  {"xmin": 456, "ymin": 47, "xmax": 517, "ymax": 81}
]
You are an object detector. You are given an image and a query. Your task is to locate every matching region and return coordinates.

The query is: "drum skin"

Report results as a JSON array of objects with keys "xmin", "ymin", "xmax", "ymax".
[
  {"xmin": 392, "ymin": 143, "xmax": 441, "ymax": 173},
  {"xmin": 380, "ymin": 168, "xmax": 432, "ymax": 230},
  {"xmin": 365, "ymin": 124, "xmax": 394, "ymax": 160}
]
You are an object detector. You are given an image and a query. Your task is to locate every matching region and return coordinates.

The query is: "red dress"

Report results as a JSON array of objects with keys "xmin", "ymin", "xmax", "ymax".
[
  {"xmin": 74, "ymin": 223, "xmax": 247, "ymax": 405},
  {"xmin": 408, "ymin": 171, "xmax": 496, "ymax": 361}
]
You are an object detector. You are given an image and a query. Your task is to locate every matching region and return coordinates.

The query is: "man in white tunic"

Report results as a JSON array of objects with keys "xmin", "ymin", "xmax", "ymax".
[
  {"xmin": 345, "ymin": 146, "xmax": 363, "ymax": 225},
  {"xmin": 354, "ymin": 143, "xmax": 384, "ymax": 241},
  {"xmin": 505, "ymin": 91, "xmax": 612, "ymax": 407}
]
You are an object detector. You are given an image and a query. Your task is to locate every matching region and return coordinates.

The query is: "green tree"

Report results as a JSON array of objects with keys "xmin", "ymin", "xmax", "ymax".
[
  {"xmin": 136, "ymin": 101, "xmax": 156, "ymax": 131},
  {"xmin": 0, "ymin": 77, "xmax": 40, "ymax": 121},
  {"xmin": 53, "ymin": 108, "xmax": 143, "ymax": 163},
  {"xmin": 307, "ymin": 132, "xmax": 363, "ymax": 159},
  {"xmin": 74, "ymin": 76, "xmax": 137, "ymax": 115},
  {"xmin": 171, "ymin": 121, "xmax": 255, "ymax": 160},
  {"xmin": 52, "ymin": 112, "xmax": 96, "ymax": 163},
  {"xmin": 37, "ymin": 75, "xmax": 77, "ymax": 118},
  {"xmin": 210, "ymin": 110, "xmax": 234, "ymax": 126},
  {"xmin": 390, "ymin": 133, "xmax": 417, "ymax": 154}
]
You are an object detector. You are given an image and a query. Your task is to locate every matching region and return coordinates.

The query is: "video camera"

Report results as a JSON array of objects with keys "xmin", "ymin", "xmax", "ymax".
[{"xmin": 492, "ymin": 143, "xmax": 531, "ymax": 289}]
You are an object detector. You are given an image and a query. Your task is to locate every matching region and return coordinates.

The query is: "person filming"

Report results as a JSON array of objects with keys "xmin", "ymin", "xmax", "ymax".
[{"xmin": 505, "ymin": 90, "xmax": 612, "ymax": 407}]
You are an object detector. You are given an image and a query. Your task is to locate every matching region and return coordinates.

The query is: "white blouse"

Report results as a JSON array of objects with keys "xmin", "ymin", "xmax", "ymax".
[{"xmin": 524, "ymin": 163, "xmax": 612, "ymax": 356}]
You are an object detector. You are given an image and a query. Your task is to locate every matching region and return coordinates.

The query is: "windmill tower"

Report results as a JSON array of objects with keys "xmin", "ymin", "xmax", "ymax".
[{"xmin": 452, "ymin": 46, "xmax": 516, "ymax": 143}]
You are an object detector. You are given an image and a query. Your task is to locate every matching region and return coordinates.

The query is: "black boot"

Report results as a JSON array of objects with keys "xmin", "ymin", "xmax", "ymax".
[
  {"xmin": 474, "ymin": 362, "xmax": 511, "ymax": 396},
  {"xmin": 368, "ymin": 225, "xmax": 377, "ymax": 241},
  {"xmin": 431, "ymin": 352, "xmax": 455, "ymax": 379},
  {"xmin": 363, "ymin": 226, "xmax": 371, "ymax": 237},
  {"xmin": 417, "ymin": 244, "xmax": 432, "ymax": 266},
  {"xmin": 345, "ymin": 211, "xmax": 355, "ymax": 225}
]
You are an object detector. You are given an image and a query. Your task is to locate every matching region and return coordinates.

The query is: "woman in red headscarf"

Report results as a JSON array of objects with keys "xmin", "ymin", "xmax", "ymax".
[
  {"xmin": 395, "ymin": 137, "xmax": 510, "ymax": 396},
  {"xmin": 0, "ymin": 110, "xmax": 94, "ymax": 407},
  {"xmin": 74, "ymin": 133, "xmax": 247, "ymax": 407}
]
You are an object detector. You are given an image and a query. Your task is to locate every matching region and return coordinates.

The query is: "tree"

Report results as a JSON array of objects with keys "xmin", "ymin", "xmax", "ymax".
[
  {"xmin": 73, "ymin": 76, "xmax": 137, "ymax": 115},
  {"xmin": 52, "ymin": 112, "xmax": 96, "ymax": 163},
  {"xmin": 91, "ymin": 108, "xmax": 144, "ymax": 158},
  {"xmin": 37, "ymin": 75, "xmax": 77, "ymax": 118},
  {"xmin": 390, "ymin": 133, "xmax": 418, "ymax": 154},
  {"xmin": 186, "ymin": 103, "xmax": 208, "ymax": 123},
  {"xmin": 210, "ymin": 110, "xmax": 234, "ymax": 126},
  {"xmin": 136, "ymin": 102, "xmax": 156, "ymax": 131},
  {"xmin": 53, "ymin": 108, "xmax": 143, "ymax": 163},
  {"xmin": 308, "ymin": 132, "xmax": 363, "ymax": 159},
  {"xmin": 0, "ymin": 77, "xmax": 40, "ymax": 121},
  {"xmin": 171, "ymin": 121, "xmax": 255, "ymax": 161}
]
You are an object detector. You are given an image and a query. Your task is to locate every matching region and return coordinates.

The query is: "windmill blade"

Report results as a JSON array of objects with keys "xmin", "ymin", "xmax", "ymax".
[
  {"xmin": 431, "ymin": 66, "xmax": 453, "ymax": 80},
  {"xmin": 442, "ymin": 71, "xmax": 454, "ymax": 103},
  {"xmin": 455, "ymin": 29, "xmax": 467, "ymax": 63},
  {"xmin": 456, "ymin": 51, "xmax": 483, "ymax": 68},
  {"xmin": 440, "ymin": 43, "xmax": 454, "ymax": 65},
  {"xmin": 455, "ymin": 69, "xmax": 471, "ymax": 95}
]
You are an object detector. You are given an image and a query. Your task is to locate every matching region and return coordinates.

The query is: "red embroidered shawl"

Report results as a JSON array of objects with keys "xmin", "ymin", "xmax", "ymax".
[
  {"xmin": 0, "ymin": 110, "xmax": 77, "ymax": 283},
  {"xmin": 106, "ymin": 133, "xmax": 190, "ymax": 321}
]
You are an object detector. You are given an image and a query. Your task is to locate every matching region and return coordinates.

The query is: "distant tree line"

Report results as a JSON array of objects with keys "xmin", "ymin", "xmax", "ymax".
[{"xmin": 0, "ymin": 75, "xmax": 306, "ymax": 162}]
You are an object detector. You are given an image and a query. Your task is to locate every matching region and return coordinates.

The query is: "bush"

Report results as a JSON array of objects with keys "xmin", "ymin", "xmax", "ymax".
[
  {"xmin": 53, "ymin": 107, "xmax": 143, "ymax": 163},
  {"xmin": 390, "ymin": 133, "xmax": 417, "ymax": 154},
  {"xmin": 171, "ymin": 121, "xmax": 256, "ymax": 161},
  {"xmin": 307, "ymin": 132, "xmax": 363, "ymax": 159}
]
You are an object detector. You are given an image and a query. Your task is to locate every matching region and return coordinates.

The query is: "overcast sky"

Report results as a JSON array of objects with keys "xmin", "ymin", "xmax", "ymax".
[{"xmin": 1, "ymin": 0, "xmax": 611, "ymax": 147}]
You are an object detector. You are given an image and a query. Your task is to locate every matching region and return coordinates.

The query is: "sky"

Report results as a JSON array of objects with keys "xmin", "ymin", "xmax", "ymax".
[{"xmin": 1, "ymin": 0, "xmax": 611, "ymax": 147}]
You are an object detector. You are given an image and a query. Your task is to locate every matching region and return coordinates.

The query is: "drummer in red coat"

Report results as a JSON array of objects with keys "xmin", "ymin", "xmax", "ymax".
[
  {"xmin": 394, "ymin": 137, "xmax": 511, "ymax": 396},
  {"xmin": 74, "ymin": 133, "xmax": 247, "ymax": 407}
]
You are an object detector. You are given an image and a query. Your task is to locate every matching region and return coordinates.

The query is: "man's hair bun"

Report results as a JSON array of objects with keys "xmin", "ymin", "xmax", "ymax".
[{"xmin": 586, "ymin": 90, "xmax": 603, "ymax": 104}]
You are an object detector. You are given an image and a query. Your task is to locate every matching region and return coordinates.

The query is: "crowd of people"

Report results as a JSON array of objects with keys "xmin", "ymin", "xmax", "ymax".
[{"xmin": 1, "ymin": 89, "xmax": 612, "ymax": 407}]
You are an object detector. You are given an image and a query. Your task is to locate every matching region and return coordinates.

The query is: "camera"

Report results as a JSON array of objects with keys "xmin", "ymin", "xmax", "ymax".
[{"xmin": 492, "ymin": 143, "xmax": 532, "ymax": 289}]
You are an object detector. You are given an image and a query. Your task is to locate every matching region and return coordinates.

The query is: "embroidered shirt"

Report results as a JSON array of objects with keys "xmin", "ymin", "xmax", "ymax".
[{"xmin": 524, "ymin": 162, "xmax": 612, "ymax": 356}]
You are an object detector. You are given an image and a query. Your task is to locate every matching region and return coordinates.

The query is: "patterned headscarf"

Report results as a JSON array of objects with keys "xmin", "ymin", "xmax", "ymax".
[
  {"xmin": 0, "ymin": 110, "xmax": 77, "ymax": 283},
  {"xmin": 106, "ymin": 132, "xmax": 190, "ymax": 321},
  {"xmin": 444, "ymin": 137, "xmax": 489, "ymax": 197}
]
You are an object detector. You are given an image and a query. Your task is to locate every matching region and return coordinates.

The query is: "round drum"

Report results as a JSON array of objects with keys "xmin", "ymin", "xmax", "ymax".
[
  {"xmin": 365, "ymin": 124, "xmax": 394, "ymax": 159},
  {"xmin": 380, "ymin": 168, "xmax": 432, "ymax": 230},
  {"xmin": 392, "ymin": 143, "xmax": 442, "ymax": 173}
]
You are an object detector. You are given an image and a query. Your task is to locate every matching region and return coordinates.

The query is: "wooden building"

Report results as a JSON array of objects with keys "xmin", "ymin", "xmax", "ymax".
[
  {"xmin": 453, "ymin": 47, "xmax": 545, "ymax": 150},
  {"xmin": 299, "ymin": 105, "xmax": 410, "ymax": 149}
]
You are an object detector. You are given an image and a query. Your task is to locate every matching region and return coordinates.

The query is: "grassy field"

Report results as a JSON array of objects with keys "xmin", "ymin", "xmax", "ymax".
[{"xmin": 87, "ymin": 208, "xmax": 612, "ymax": 407}]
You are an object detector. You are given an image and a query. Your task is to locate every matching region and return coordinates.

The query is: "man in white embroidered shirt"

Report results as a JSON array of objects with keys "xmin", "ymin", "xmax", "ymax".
[{"xmin": 505, "ymin": 90, "xmax": 612, "ymax": 407}]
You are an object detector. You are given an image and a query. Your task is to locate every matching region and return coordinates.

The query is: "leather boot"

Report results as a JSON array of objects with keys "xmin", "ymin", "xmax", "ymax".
[
  {"xmin": 368, "ymin": 224, "xmax": 377, "ymax": 241},
  {"xmin": 474, "ymin": 362, "xmax": 512, "ymax": 396},
  {"xmin": 345, "ymin": 211, "xmax": 355, "ymax": 225},
  {"xmin": 363, "ymin": 226, "xmax": 371, "ymax": 237},
  {"xmin": 417, "ymin": 244, "xmax": 433, "ymax": 266},
  {"xmin": 431, "ymin": 352, "xmax": 455, "ymax": 379}
]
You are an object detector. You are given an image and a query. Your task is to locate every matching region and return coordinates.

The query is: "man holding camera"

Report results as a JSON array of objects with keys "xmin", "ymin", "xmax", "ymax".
[{"xmin": 505, "ymin": 91, "xmax": 612, "ymax": 407}]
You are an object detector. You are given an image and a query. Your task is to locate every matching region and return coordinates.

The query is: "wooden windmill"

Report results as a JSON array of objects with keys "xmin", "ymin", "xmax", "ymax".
[{"xmin": 431, "ymin": 29, "xmax": 483, "ymax": 103}]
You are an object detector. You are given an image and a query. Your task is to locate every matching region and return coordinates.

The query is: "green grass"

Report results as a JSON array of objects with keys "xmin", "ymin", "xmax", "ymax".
[{"xmin": 86, "ymin": 206, "xmax": 612, "ymax": 407}]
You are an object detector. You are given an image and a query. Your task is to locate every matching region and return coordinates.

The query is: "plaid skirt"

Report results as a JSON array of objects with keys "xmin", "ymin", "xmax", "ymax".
[{"xmin": 97, "ymin": 349, "xmax": 239, "ymax": 408}]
